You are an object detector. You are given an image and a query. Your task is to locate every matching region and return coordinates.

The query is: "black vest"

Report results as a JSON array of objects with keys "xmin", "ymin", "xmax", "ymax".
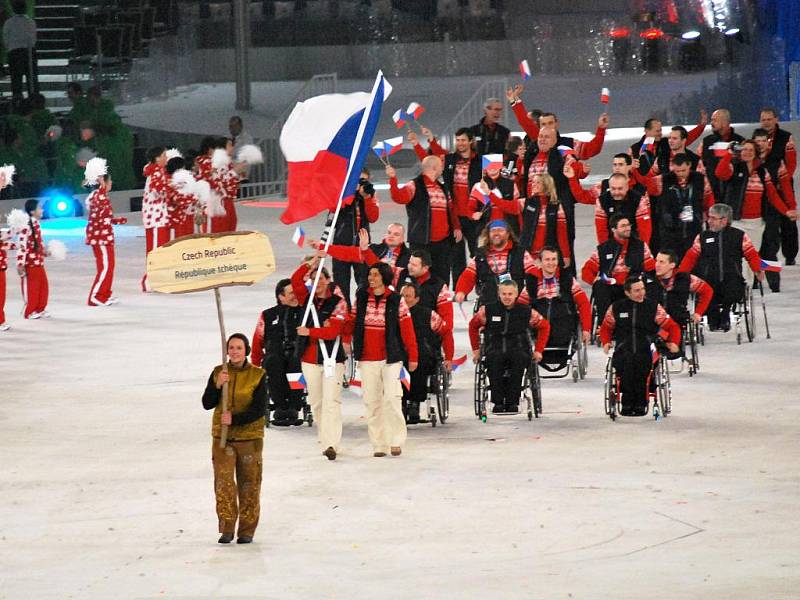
[
  {"xmin": 598, "ymin": 238, "xmax": 647, "ymax": 278},
  {"xmin": 598, "ymin": 188, "xmax": 645, "ymax": 238},
  {"xmin": 483, "ymin": 302, "xmax": 532, "ymax": 354},
  {"xmin": 610, "ymin": 297, "xmax": 660, "ymax": 355},
  {"xmin": 721, "ymin": 160, "xmax": 763, "ymax": 221},
  {"xmin": 405, "ymin": 175, "xmax": 454, "ymax": 245},
  {"xmin": 352, "ymin": 290, "xmax": 406, "ymax": 363},
  {"xmin": 474, "ymin": 244, "xmax": 529, "ymax": 304},
  {"xmin": 396, "ymin": 271, "xmax": 445, "ymax": 313},
  {"xmin": 531, "ymin": 272, "xmax": 576, "ymax": 347},
  {"xmin": 408, "ymin": 303, "xmax": 440, "ymax": 363},
  {"xmin": 443, "ymin": 152, "xmax": 482, "ymax": 199},
  {"xmin": 481, "ymin": 174, "xmax": 519, "ymax": 234},
  {"xmin": 658, "ymin": 172, "xmax": 705, "ymax": 248},
  {"xmin": 261, "ymin": 303, "xmax": 303, "ymax": 361},
  {"xmin": 519, "ymin": 196, "xmax": 561, "ymax": 254},
  {"xmin": 369, "ymin": 242, "xmax": 410, "ymax": 270},
  {"xmin": 632, "ymin": 136, "xmax": 670, "ymax": 176},
  {"xmin": 295, "ymin": 290, "xmax": 347, "ymax": 364},
  {"xmin": 522, "ymin": 145, "xmax": 576, "ymax": 241},
  {"xmin": 332, "ymin": 193, "xmax": 370, "ymax": 245},
  {"xmin": 469, "ymin": 118, "xmax": 510, "ymax": 156},
  {"xmin": 765, "ymin": 126, "xmax": 791, "ymax": 171},
  {"xmin": 644, "ymin": 272, "xmax": 690, "ymax": 325},
  {"xmin": 695, "ymin": 225, "xmax": 745, "ymax": 284},
  {"xmin": 702, "ymin": 128, "xmax": 745, "ymax": 202}
]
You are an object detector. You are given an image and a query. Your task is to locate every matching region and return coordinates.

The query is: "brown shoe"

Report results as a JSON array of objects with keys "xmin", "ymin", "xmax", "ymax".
[
  {"xmin": 323, "ymin": 447, "xmax": 336, "ymax": 461},
  {"xmin": 391, "ymin": 447, "xmax": 402, "ymax": 456},
  {"xmin": 373, "ymin": 451, "xmax": 387, "ymax": 457}
]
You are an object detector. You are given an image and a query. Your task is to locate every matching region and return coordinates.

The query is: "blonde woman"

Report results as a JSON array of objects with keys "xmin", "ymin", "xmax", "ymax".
[{"xmin": 519, "ymin": 173, "xmax": 571, "ymax": 266}]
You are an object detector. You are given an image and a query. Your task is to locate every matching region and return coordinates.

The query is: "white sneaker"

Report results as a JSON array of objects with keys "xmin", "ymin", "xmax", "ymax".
[
  {"xmin": 27, "ymin": 312, "xmax": 41, "ymax": 320},
  {"xmin": 39, "ymin": 310, "xmax": 51, "ymax": 318},
  {"xmin": 0, "ymin": 322, "xmax": 9, "ymax": 331},
  {"xmin": 106, "ymin": 297, "xmax": 119, "ymax": 305}
]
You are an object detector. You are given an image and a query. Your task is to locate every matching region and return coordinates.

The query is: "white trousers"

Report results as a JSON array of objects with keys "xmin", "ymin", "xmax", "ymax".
[
  {"xmin": 733, "ymin": 218, "xmax": 764, "ymax": 278},
  {"xmin": 360, "ymin": 360, "xmax": 406, "ymax": 453},
  {"xmin": 302, "ymin": 362, "xmax": 344, "ymax": 451}
]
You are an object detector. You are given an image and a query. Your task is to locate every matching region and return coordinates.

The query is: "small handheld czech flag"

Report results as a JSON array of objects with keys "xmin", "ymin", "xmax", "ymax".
[
  {"xmin": 383, "ymin": 136, "xmax": 404, "ymax": 156},
  {"xmin": 292, "ymin": 226, "xmax": 305, "ymax": 248},
  {"xmin": 451, "ymin": 354, "xmax": 468, "ymax": 372},
  {"xmin": 649, "ymin": 342, "xmax": 660, "ymax": 365},
  {"xmin": 399, "ymin": 365, "xmax": 411, "ymax": 390},
  {"xmin": 406, "ymin": 102, "xmax": 425, "ymax": 121},
  {"xmin": 373, "ymin": 142, "xmax": 388, "ymax": 159},
  {"xmin": 600, "ymin": 272, "xmax": 615, "ymax": 285},
  {"xmin": 711, "ymin": 141, "xmax": 730, "ymax": 157},
  {"xmin": 600, "ymin": 87, "xmax": 610, "ymax": 104},
  {"xmin": 482, "ymin": 154, "xmax": 504, "ymax": 172},
  {"xmin": 519, "ymin": 59, "xmax": 531, "ymax": 80},
  {"xmin": 760, "ymin": 259, "xmax": 782, "ymax": 272},
  {"xmin": 287, "ymin": 372, "xmax": 307, "ymax": 390},
  {"xmin": 641, "ymin": 136, "xmax": 656, "ymax": 153},
  {"xmin": 557, "ymin": 145, "xmax": 576, "ymax": 158},
  {"xmin": 392, "ymin": 109, "xmax": 408, "ymax": 129}
]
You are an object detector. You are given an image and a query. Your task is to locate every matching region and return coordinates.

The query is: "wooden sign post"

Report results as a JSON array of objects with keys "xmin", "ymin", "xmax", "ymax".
[{"xmin": 146, "ymin": 231, "xmax": 276, "ymax": 447}]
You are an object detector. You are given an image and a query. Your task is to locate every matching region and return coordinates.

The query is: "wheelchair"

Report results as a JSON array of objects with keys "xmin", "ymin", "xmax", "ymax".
[
  {"xmin": 666, "ymin": 319, "xmax": 700, "ymax": 377},
  {"xmin": 402, "ymin": 356, "xmax": 450, "ymax": 427},
  {"xmin": 539, "ymin": 320, "xmax": 588, "ymax": 382},
  {"xmin": 733, "ymin": 283, "xmax": 756, "ymax": 345},
  {"xmin": 603, "ymin": 347, "xmax": 672, "ymax": 421},
  {"xmin": 264, "ymin": 375, "xmax": 313, "ymax": 428},
  {"xmin": 474, "ymin": 333, "xmax": 542, "ymax": 421},
  {"xmin": 342, "ymin": 352, "xmax": 357, "ymax": 388}
]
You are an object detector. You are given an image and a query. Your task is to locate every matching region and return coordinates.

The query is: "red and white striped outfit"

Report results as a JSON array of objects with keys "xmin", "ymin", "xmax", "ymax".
[
  {"xmin": 714, "ymin": 155, "xmax": 793, "ymax": 219},
  {"xmin": 517, "ymin": 267, "xmax": 592, "ymax": 334},
  {"xmin": 16, "ymin": 217, "xmax": 48, "ymax": 318},
  {"xmin": 86, "ymin": 186, "xmax": 125, "ymax": 306},
  {"xmin": 141, "ymin": 163, "xmax": 170, "ymax": 291},
  {"xmin": 0, "ymin": 237, "xmax": 16, "ymax": 325},
  {"xmin": 389, "ymin": 175, "xmax": 457, "ymax": 243},
  {"xmin": 527, "ymin": 198, "xmax": 571, "ymax": 260}
]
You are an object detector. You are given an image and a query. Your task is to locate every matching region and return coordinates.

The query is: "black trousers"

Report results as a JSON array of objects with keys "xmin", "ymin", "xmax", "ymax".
[
  {"xmin": 403, "ymin": 357, "xmax": 435, "ymax": 405},
  {"xmin": 8, "ymin": 47, "xmax": 38, "ymax": 100},
  {"xmin": 761, "ymin": 214, "xmax": 783, "ymax": 291},
  {"xmin": 706, "ymin": 277, "xmax": 745, "ymax": 328},
  {"xmin": 592, "ymin": 281, "xmax": 626, "ymax": 328},
  {"xmin": 451, "ymin": 217, "xmax": 480, "ymax": 290},
  {"xmin": 485, "ymin": 350, "xmax": 528, "ymax": 407},
  {"xmin": 779, "ymin": 214, "xmax": 798, "ymax": 263},
  {"xmin": 263, "ymin": 352, "xmax": 304, "ymax": 412},
  {"xmin": 411, "ymin": 238, "xmax": 454, "ymax": 287},
  {"xmin": 331, "ymin": 257, "xmax": 364, "ymax": 305},
  {"xmin": 613, "ymin": 346, "xmax": 652, "ymax": 411}
]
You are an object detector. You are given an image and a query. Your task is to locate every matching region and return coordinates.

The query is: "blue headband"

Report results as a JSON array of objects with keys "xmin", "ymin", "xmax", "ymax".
[{"xmin": 489, "ymin": 220, "xmax": 509, "ymax": 230}]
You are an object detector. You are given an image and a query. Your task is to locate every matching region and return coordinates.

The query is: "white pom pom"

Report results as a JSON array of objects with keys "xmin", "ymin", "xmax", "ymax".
[
  {"xmin": 207, "ymin": 191, "xmax": 227, "ymax": 217},
  {"xmin": 171, "ymin": 168, "xmax": 195, "ymax": 191},
  {"xmin": 192, "ymin": 179, "xmax": 211, "ymax": 206},
  {"xmin": 6, "ymin": 208, "xmax": 28, "ymax": 232},
  {"xmin": 212, "ymin": 148, "xmax": 231, "ymax": 170},
  {"xmin": 47, "ymin": 239, "xmax": 68, "ymax": 261},
  {"xmin": 0, "ymin": 164, "xmax": 16, "ymax": 187},
  {"xmin": 165, "ymin": 148, "xmax": 183, "ymax": 161},
  {"xmin": 236, "ymin": 144, "xmax": 263, "ymax": 165},
  {"xmin": 84, "ymin": 157, "xmax": 108, "ymax": 186}
]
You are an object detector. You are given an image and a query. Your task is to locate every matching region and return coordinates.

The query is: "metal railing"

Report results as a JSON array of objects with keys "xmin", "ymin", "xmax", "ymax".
[
  {"xmin": 240, "ymin": 72, "xmax": 338, "ymax": 199},
  {"xmin": 436, "ymin": 78, "xmax": 508, "ymax": 151}
]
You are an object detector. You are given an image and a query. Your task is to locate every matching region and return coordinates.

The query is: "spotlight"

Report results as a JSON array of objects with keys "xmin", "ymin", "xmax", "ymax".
[
  {"xmin": 681, "ymin": 30, "xmax": 701, "ymax": 40},
  {"xmin": 724, "ymin": 27, "xmax": 740, "ymax": 36},
  {"xmin": 42, "ymin": 189, "xmax": 82, "ymax": 219}
]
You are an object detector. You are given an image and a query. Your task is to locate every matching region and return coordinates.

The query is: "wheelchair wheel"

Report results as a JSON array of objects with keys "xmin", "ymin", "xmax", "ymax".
[
  {"xmin": 529, "ymin": 362, "xmax": 542, "ymax": 418},
  {"xmin": 603, "ymin": 356, "xmax": 616, "ymax": 420},
  {"xmin": 589, "ymin": 295, "xmax": 601, "ymax": 347},
  {"xmin": 744, "ymin": 286, "xmax": 756, "ymax": 343},
  {"xmin": 656, "ymin": 358, "xmax": 671, "ymax": 417},
  {"xmin": 436, "ymin": 361, "xmax": 449, "ymax": 425},
  {"xmin": 687, "ymin": 321, "xmax": 700, "ymax": 376},
  {"xmin": 474, "ymin": 350, "xmax": 488, "ymax": 422},
  {"xmin": 303, "ymin": 403, "xmax": 314, "ymax": 427}
]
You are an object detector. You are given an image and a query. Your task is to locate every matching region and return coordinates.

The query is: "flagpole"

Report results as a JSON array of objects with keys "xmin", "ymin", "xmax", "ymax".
[{"xmin": 301, "ymin": 71, "xmax": 387, "ymax": 327}]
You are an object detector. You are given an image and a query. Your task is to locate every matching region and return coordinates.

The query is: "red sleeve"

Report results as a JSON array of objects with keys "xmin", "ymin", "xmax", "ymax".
[
  {"xmin": 251, "ymin": 314, "xmax": 265, "ymax": 366},
  {"xmin": 511, "ymin": 101, "xmax": 539, "ymax": 139},
  {"xmin": 642, "ymin": 245, "xmax": 656, "ymax": 272},
  {"xmin": 362, "ymin": 247, "xmax": 381, "ymax": 266},
  {"xmin": 690, "ymin": 275, "xmax": 713, "ymax": 317},
  {"xmin": 455, "ymin": 259, "xmax": 478, "ymax": 296},
  {"xmin": 468, "ymin": 307, "xmax": 486, "ymax": 351},
  {"xmin": 291, "ymin": 263, "xmax": 311, "ymax": 305},
  {"xmin": 742, "ymin": 233, "xmax": 762, "ymax": 273},
  {"xmin": 686, "ymin": 120, "xmax": 706, "ymax": 146},
  {"xmin": 450, "ymin": 200, "xmax": 461, "ymax": 234},
  {"xmin": 631, "ymin": 168, "xmax": 662, "ymax": 197},
  {"xmin": 714, "ymin": 153, "xmax": 734, "ymax": 181},
  {"xmin": 595, "ymin": 202, "xmax": 609, "ymax": 244},
  {"xmin": 307, "ymin": 316, "xmax": 344, "ymax": 341},
  {"xmin": 575, "ymin": 127, "xmax": 605, "ymax": 160},
  {"xmin": 557, "ymin": 218, "xmax": 570, "ymax": 260},
  {"xmin": 785, "ymin": 135, "xmax": 797, "ymax": 175},
  {"xmin": 490, "ymin": 190, "xmax": 522, "ymax": 215},
  {"xmin": 573, "ymin": 283, "xmax": 592, "ymax": 333},
  {"xmin": 326, "ymin": 244, "xmax": 364, "ymax": 263},
  {"xmin": 569, "ymin": 176, "xmax": 597, "ymax": 205},
  {"xmin": 636, "ymin": 196, "xmax": 652, "ymax": 244},
  {"xmin": 412, "ymin": 142, "xmax": 428, "ymax": 162},
  {"xmin": 363, "ymin": 194, "xmax": 380, "ymax": 223},
  {"xmin": 399, "ymin": 312, "xmax": 418, "ymax": 364},
  {"xmin": 532, "ymin": 314, "xmax": 550, "ymax": 354},
  {"xmin": 581, "ymin": 253, "xmax": 600, "ymax": 285},
  {"xmin": 428, "ymin": 138, "xmax": 447, "ymax": 158},
  {"xmin": 598, "ymin": 307, "xmax": 616, "ymax": 346},
  {"xmin": 432, "ymin": 311, "xmax": 454, "ymax": 361},
  {"xmin": 678, "ymin": 236, "xmax": 701, "ymax": 273},
  {"xmin": 765, "ymin": 179, "xmax": 790, "ymax": 215},
  {"xmin": 779, "ymin": 170, "xmax": 797, "ymax": 209},
  {"xmin": 390, "ymin": 177, "xmax": 414, "ymax": 204},
  {"xmin": 657, "ymin": 312, "xmax": 681, "ymax": 345}
]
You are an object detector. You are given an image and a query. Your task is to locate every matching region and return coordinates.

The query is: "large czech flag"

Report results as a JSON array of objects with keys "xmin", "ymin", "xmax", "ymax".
[{"xmin": 279, "ymin": 72, "xmax": 392, "ymax": 224}]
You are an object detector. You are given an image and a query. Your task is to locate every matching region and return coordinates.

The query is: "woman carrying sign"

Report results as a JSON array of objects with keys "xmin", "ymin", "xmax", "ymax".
[{"xmin": 202, "ymin": 333, "xmax": 267, "ymax": 544}]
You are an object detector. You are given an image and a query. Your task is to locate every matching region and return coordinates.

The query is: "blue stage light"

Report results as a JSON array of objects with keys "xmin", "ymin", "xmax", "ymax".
[{"xmin": 42, "ymin": 189, "xmax": 82, "ymax": 219}]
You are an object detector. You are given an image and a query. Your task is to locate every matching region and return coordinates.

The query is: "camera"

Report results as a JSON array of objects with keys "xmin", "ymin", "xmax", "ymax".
[{"xmin": 359, "ymin": 178, "xmax": 375, "ymax": 197}]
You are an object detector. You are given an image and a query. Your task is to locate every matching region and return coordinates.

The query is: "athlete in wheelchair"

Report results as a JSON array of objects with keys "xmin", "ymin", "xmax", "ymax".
[
  {"xmin": 599, "ymin": 276, "xmax": 681, "ymax": 418},
  {"xmin": 644, "ymin": 249, "xmax": 713, "ymax": 376},
  {"xmin": 469, "ymin": 279, "xmax": 550, "ymax": 419},
  {"xmin": 524, "ymin": 246, "xmax": 592, "ymax": 381},
  {"xmin": 400, "ymin": 281, "xmax": 452, "ymax": 426},
  {"xmin": 678, "ymin": 203, "xmax": 765, "ymax": 337}
]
